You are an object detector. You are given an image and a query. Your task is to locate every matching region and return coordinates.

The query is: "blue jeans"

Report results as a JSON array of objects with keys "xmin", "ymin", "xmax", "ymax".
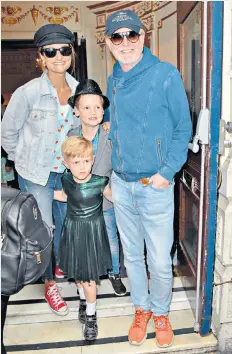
[
  {"xmin": 111, "ymin": 172, "xmax": 174, "ymax": 315},
  {"xmin": 18, "ymin": 173, "xmax": 67, "ymax": 281},
  {"xmin": 103, "ymin": 208, "xmax": 119, "ymax": 274}
]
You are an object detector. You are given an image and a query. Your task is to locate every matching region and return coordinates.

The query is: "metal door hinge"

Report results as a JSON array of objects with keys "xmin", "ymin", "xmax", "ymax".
[{"xmin": 188, "ymin": 108, "xmax": 210, "ymax": 153}]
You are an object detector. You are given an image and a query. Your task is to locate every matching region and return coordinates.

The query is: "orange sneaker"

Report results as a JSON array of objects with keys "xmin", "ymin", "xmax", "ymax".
[
  {"xmin": 128, "ymin": 309, "xmax": 152, "ymax": 346},
  {"xmin": 153, "ymin": 315, "xmax": 174, "ymax": 347}
]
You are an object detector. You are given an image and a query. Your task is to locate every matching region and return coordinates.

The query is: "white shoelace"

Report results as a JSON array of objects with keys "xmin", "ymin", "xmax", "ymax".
[{"xmin": 47, "ymin": 285, "xmax": 65, "ymax": 308}]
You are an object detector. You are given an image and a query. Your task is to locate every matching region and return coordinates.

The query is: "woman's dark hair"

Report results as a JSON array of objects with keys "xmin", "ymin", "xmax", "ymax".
[{"xmin": 1, "ymin": 94, "xmax": 5, "ymax": 105}]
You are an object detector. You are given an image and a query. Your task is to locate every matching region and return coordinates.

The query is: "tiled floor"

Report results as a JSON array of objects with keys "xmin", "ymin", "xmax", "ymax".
[{"xmin": 4, "ymin": 277, "xmax": 217, "ymax": 353}]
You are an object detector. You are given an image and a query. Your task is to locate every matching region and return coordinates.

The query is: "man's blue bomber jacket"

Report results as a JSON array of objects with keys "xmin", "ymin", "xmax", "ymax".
[{"xmin": 104, "ymin": 46, "xmax": 192, "ymax": 182}]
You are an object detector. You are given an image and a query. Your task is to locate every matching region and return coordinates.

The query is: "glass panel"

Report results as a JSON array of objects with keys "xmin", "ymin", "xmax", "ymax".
[
  {"xmin": 180, "ymin": 3, "xmax": 201, "ymax": 134},
  {"xmin": 179, "ymin": 3, "xmax": 202, "ymax": 270}
]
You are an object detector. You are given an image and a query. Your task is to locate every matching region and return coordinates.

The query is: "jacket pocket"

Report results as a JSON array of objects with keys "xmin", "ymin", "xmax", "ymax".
[
  {"xmin": 156, "ymin": 138, "xmax": 163, "ymax": 167},
  {"xmin": 29, "ymin": 110, "xmax": 45, "ymax": 134}
]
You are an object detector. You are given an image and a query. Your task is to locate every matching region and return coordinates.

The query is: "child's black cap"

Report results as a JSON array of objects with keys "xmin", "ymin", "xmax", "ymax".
[{"xmin": 68, "ymin": 79, "xmax": 110, "ymax": 109}]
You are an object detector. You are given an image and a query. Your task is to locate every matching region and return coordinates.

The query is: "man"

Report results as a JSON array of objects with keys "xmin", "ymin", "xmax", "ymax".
[{"xmin": 104, "ymin": 10, "xmax": 192, "ymax": 348}]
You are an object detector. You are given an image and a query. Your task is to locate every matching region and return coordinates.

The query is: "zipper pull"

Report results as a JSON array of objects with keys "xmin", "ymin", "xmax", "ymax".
[
  {"xmin": 113, "ymin": 87, "xmax": 116, "ymax": 94},
  {"xmin": 34, "ymin": 252, "xmax": 41, "ymax": 264}
]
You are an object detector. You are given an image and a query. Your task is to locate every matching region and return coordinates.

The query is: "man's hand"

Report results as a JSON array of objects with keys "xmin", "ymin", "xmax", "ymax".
[{"xmin": 150, "ymin": 173, "xmax": 169, "ymax": 189}]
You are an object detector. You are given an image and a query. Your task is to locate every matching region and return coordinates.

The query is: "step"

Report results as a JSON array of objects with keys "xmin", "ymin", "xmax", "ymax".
[
  {"xmin": 6, "ymin": 277, "xmax": 191, "ymax": 325},
  {"xmin": 4, "ymin": 309, "xmax": 217, "ymax": 354}
]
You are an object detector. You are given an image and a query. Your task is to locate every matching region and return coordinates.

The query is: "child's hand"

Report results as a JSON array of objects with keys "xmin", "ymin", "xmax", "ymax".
[
  {"xmin": 103, "ymin": 184, "xmax": 112, "ymax": 202},
  {"xmin": 102, "ymin": 122, "xmax": 110, "ymax": 132},
  {"xmin": 54, "ymin": 190, "xmax": 67, "ymax": 202}
]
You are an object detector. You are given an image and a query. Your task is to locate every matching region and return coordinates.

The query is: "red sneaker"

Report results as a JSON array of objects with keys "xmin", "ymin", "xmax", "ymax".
[
  {"xmin": 55, "ymin": 266, "xmax": 65, "ymax": 279},
  {"xmin": 45, "ymin": 284, "xmax": 69, "ymax": 316}
]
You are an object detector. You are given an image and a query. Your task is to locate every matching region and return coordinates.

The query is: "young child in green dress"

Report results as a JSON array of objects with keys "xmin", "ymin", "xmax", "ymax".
[{"xmin": 54, "ymin": 136, "xmax": 112, "ymax": 341}]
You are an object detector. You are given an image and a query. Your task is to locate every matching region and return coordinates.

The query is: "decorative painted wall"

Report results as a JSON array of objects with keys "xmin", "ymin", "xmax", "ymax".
[
  {"xmin": 1, "ymin": 2, "xmax": 81, "ymax": 38},
  {"xmin": 2, "ymin": 4, "xmax": 79, "ymax": 26}
]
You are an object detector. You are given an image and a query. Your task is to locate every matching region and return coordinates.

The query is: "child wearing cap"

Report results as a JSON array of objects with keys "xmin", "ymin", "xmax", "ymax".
[
  {"xmin": 68, "ymin": 79, "xmax": 127, "ymax": 298},
  {"xmin": 54, "ymin": 136, "xmax": 112, "ymax": 340}
]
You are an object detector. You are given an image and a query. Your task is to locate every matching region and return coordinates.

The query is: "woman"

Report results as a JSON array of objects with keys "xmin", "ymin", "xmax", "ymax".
[{"xmin": 1, "ymin": 24, "xmax": 79, "ymax": 316}]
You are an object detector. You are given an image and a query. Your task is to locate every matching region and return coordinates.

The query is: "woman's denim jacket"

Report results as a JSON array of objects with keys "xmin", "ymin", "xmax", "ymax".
[{"xmin": 1, "ymin": 71, "xmax": 79, "ymax": 186}]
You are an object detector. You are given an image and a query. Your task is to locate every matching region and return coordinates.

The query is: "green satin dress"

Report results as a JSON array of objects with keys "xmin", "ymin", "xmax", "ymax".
[{"xmin": 58, "ymin": 173, "xmax": 112, "ymax": 282}]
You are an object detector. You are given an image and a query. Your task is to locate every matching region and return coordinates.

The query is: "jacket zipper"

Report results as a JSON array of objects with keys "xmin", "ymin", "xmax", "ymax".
[
  {"xmin": 157, "ymin": 139, "xmax": 163, "ymax": 166},
  {"xmin": 113, "ymin": 86, "xmax": 123, "ymax": 173}
]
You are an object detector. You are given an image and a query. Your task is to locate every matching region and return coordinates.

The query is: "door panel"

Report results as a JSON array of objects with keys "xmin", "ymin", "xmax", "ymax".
[
  {"xmin": 177, "ymin": 1, "xmax": 223, "ymax": 334},
  {"xmin": 177, "ymin": 3, "xmax": 202, "ymax": 314},
  {"xmin": 179, "ymin": 2, "xmax": 202, "ymax": 274}
]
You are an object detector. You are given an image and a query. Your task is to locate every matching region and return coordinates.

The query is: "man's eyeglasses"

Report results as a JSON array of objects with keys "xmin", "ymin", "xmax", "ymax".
[
  {"xmin": 41, "ymin": 46, "xmax": 72, "ymax": 58},
  {"xmin": 110, "ymin": 31, "xmax": 141, "ymax": 46}
]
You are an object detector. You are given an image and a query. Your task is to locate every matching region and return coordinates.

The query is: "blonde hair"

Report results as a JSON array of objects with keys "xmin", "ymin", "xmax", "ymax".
[
  {"xmin": 61, "ymin": 136, "xmax": 93, "ymax": 160},
  {"xmin": 37, "ymin": 45, "xmax": 76, "ymax": 73}
]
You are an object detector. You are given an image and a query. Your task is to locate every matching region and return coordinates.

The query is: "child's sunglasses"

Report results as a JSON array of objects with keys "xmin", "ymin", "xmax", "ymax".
[
  {"xmin": 110, "ymin": 30, "xmax": 141, "ymax": 45},
  {"xmin": 41, "ymin": 46, "xmax": 72, "ymax": 58}
]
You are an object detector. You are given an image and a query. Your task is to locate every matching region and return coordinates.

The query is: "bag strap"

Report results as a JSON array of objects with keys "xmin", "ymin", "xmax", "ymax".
[{"xmin": 1, "ymin": 187, "xmax": 21, "ymax": 213}]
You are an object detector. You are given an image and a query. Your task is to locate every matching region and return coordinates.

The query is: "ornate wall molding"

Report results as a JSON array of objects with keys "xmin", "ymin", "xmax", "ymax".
[
  {"xmin": 37, "ymin": 6, "xmax": 79, "ymax": 25},
  {"xmin": 1, "ymin": 5, "xmax": 30, "ymax": 25},
  {"xmin": 95, "ymin": 31, "xmax": 105, "ymax": 44},
  {"xmin": 99, "ymin": 44, "xmax": 106, "ymax": 60},
  {"xmin": 96, "ymin": 13, "xmax": 106, "ymax": 29},
  {"xmin": 1, "ymin": 3, "xmax": 79, "ymax": 27},
  {"xmin": 142, "ymin": 15, "xmax": 154, "ymax": 31}
]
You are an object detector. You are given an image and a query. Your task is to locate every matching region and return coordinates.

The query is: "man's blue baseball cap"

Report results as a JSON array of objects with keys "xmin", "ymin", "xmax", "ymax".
[{"xmin": 105, "ymin": 10, "xmax": 142, "ymax": 37}]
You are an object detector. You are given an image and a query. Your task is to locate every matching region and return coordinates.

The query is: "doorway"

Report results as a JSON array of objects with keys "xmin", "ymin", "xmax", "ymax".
[
  {"xmin": 1, "ymin": 40, "xmax": 40, "ymax": 102},
  {"xmin": 176, "ymin": 1, "xmax": 223, "ymax": 335}
]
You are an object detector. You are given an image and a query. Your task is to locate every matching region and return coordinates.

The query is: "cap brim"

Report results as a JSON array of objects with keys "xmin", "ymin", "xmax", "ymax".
[{"xmin": 106, "ymin": 24, "xmax": 141, "ymax": 37}]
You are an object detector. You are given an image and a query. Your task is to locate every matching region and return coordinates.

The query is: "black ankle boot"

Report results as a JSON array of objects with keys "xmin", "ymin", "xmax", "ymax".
[
  {"xmin": 78, "ymin": 300, "xmax": 86, "ymax": 324},
  {"xmin": 109, "ymin": 274, "xmax": 127, "ymax": 296},
  {"xmin": 84, "ymin": 313, "xmax": 98, "ymax": 341}
]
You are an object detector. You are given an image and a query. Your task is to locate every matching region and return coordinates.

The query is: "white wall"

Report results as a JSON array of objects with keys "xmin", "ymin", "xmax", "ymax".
[
  {"xmin": 79, "ymin": 3, "xmax": 101, "ymax": 85},
  {"xmin": 154, "ymin": 1, "xmax": 177, "ymax": 67}
]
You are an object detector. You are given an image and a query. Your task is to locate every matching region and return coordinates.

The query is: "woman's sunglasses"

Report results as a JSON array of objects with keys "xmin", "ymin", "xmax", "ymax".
[
  {"xmin": 110, "ymin": 31, "xmax": 141, "ymax": 45},
  {"xmin": 41, "ymin": 46, "xmax": 72, "ymax": 58}
]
